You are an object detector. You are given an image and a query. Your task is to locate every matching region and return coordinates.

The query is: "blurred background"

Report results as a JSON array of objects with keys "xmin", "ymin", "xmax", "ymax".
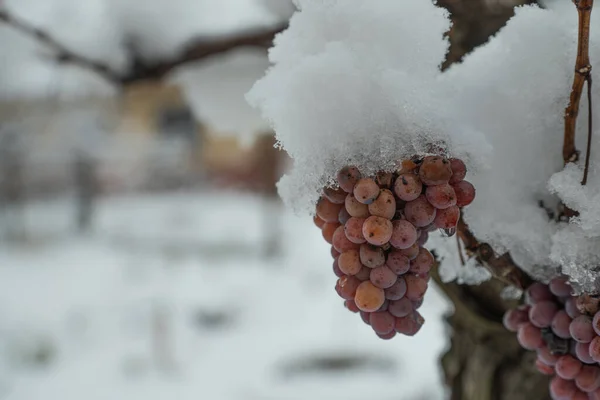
[{"xmin": 0, "ymin": 1, "xmax": 534, "ymax": 399}]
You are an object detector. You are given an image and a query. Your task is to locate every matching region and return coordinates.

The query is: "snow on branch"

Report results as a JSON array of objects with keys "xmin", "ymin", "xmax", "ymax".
[{"xmin": 0, "ymin": 8, "xmax": 286, "ymax": 87}]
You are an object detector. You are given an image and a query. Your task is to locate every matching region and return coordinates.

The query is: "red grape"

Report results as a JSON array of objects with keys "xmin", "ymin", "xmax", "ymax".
[
  {"xmin": 572, "ymin": 390, "xmax": 589, "ymax": 400},
  {"xmin": 552, "ymin": 310, "xmax": 573, "ymax": 339},
  {"xmin": 337, "ymin": 275, "xmax": 361, "ymax": 300},
  {"xmin": 395, "ymin": 311, "xmax": 424, "ymax": 336},
  {"xmin": 389, "ymin": 219, "xmax": 418, "ymax": 249},
  {"xmin": 355, "ymin": 266, "xmax": 371, "ymax": 281},
  {"xmin": 526, "ymin": 282, "xmax": 554, "ymax": 304},
  {"xmin": 555, "ymin": 355, "xmax": 582, "ymax": 379},
  {"xmin": 337, "ymin": 166, "xmax": 361, "ymax": 193},
  {"xmin": 362, "ymin": 216, "xmax": 393, "ymax": 246},
  {"xmin": 353, "ymin": 178, "xmax": 380, "ymax": 204},
  {"xmin": 377, "ymin": 299, "xmax": 389, "ymax": 312},
  {"xmin": 376, "ymin": 331, "xmax": 397, "ymax": 340},
  {"xmin": 393, "ymin": 174, "xmax": 423, "ymax": 202},
  {"xmin": 370, "ymin": 311, "xmax": 395, "ymax": 334},
  {"xmin": 453, "ymin": 180, "xmax": 476, "ymax": 207},
  {"xmin": 399, "ymin": 243, "xmax": 420, "ymax": 260},
  {"xmin": 386, "ymin": 250, "xmax": 411, "ymax": 275},
  {"xmin": 316, "ymin": 197, "xmax": 343, "ymax": 223},
  {"xmin": 344, "ymin": 299, "xmax": 360, "ymax": 313},
  {"xmin": 449, "ymin": 158, "xmax": 467, "ymax": 184},
  {"xmin": 389, "ymin": 297, "xmax": 413, "ymax": 318},
  {"xmin": 332, "ymin": 258, "xmax": 344, "ymax": 278},
  {"xmin": 538, "ymin": 345, "xmax": 559, "ymax": 366},
  {"xmin": 535, "ymin": 359, "xmax": 554, "ymax": 375},
  {"xmin": 503, "ymin": 307, "xmax": 530, "ymax": 332},
  {"xmin": 529, "ymin": 301, "xmax": 559, "ymax": 328},
  {"xmin": 385, "ymin": 277, "xmax": 407, "ymax": 300},
  {"xmin": 570, "ymin": 316, "xmax": 595, "ymax": 343},
  {"xmin": 576, "ymin": 365, "xmax": 600, "ymax": 392},
  {"xmin": 550, "ymin": 377, "xmax": 577, "ymax": 399},
  {"xmin": 354, "ymin": 281, "xmax": 385, "ymax": 312},
  {"xmin": 314, "ymin": 215, "xmax": 325, "ymax": 229},
  {"xmin": 344, "ymin": 217, "xmax": 366, "ymax": 244},
  {"xmin": 593, "ymin": 312, "xmax": 600, "ymax": 336},
  {"xmin": 433, "ymin": 205, "xmax": 460, "ymax": 230},
  {"xmin": 370, "ymin": 266, "xmax": 397, "ymax": 289},
  {"xmin": 322, "ymin": 222, "xmax": 340, "ymax": 244},
  {"xmin": 404, "ymin": 195, "xmax": 437, "ymax": 227},
  {"xmin": 331, "ymin": 247, "xmax": 340, "ymax": 259},
  {"xmin": 332, "ymin": 225, "xmax": 359, "ymax": 253},
  {"xmin": 425, "ymin": 184, "xmax": 457, "ymax": 209},
  {"xmin": 359, "ymin": 244, "xmax": 385, "ymax": 268},
  {"xmin": 324, "ymin": 186, "xmax": 347, "ymax": 204},
  {"xmin": 368, "ymin": 189, "xmax": 396, "ymax": 219},
  {"xmin": 338, "ymin": 250, "xmax": 362, "ymax": 275},
  {"xmin": 589, "ymin": 336, "xmax": 600, "ymax": 363},
  {"xmin": 417, "ymin": 231, "xmax": 429, "ymax": 247},
  {"xmin": 360, "ymin": 311, "xmax": 371, "ymax": 325},
  {"xmin": 405, "ymin": 274, "xmax": 428, "ymax": 301},
  {"xmin": 575, "ymin": 342, "xmax": 596, "ymax": 364},
  {"xmin": 591, "ymin": 388, "xmax": 600, "ymax": 400},
  {"xmin": 517, "ymin": 323, "xmax": 544, "ymax": 350},
  {"xmin": 338, "ymin": 207, "xmax": 351, "ymax": 224},
  {"xmin": 345, "ymin": 193, "xmax": 370, "ymax": 218},
  {"xmin": 567, "ymin": 298, "xmax": 582, "ymax": 319},
  {"xmin": 410, "ymin": 248, "xmax": 434, "ymax": 275},
  {"xmin": 549, "ymin": 276, "xmax": 572, "ymax": 297},
  {"xmin": 419, "ymin": 156, "xmax": 453, "ymax": 185}
]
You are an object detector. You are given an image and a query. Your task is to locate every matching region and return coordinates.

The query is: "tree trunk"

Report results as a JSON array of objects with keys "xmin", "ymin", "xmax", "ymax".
[{"xmin": 432, "ymin": 268, "xmax": 551, "ymax": 400}]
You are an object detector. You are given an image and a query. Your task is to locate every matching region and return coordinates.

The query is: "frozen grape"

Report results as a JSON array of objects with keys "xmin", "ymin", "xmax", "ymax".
[
  {"xmin": 453, "ymin": 180, "xmax": 476, "ymax": 207},
  {"xmin": 322, "ymin": 222, "xmax": 340, "ymax": 244},
  {"xmin": 570, "ymin": 316, "xmax": 595, "ymax": 343},
  {"xmin": 517, "ymin": 323, "xmax": 544, "ymax": 350},
  {"xmin": 449, "ymin": 158, "xmax": 467, "ymax": 184},
  {"xmin": 589, "ymin": 337, "xmax": 600, "ymax": 363},
  {"xmin": 566, "ymin": 298, "xmax": 582, "ymax": 319},
  {"xmin": 354, "ymin": 281, "xmax": 385, "ymax": 312},
  {"xmin": 332, "ymin": 258, "xmax": 344, "ymax": 278},
  {"xmin": 410, "ymin": 248, "xmax": 434, "ymax": 275},
  {"xmin": 526, "ymin": 282, "xmax": 554, "ymax": 304},
  {"xmin": 575, "ymin": 342, "xmax": 596, "ymax": 364},
  {"xmin": 552, "ymin": 310, "xmax": 573, "ymax": 339},
  {"xmin": 389, "ymin": 219, "xmax": 418, "ymax": 249},
  {"xmin": 404, "ymin": 195, "xmax": 437, "ymax": 227},
  {"xmin": 353, "ymin": 178, "xmax": 380, "ymax": 204},
  {"xmin": 399, "ymin": 243, "xmax": 420, "ymax": 260},
  {"xmin": 355, "ymin": 266, "xmax": 372, "ymax": 281},
  {"xmin": 337, "ymin": 275, "xmax": 361, "ymax": 300},
  {"xmin": 337, "ymin": 166, "xmax": 361, "ymax": 193},
  {"xmin": 345, "ymin": 193, "xmax": 370, "ymax": 218},
  {"xmin": 359, "ymin": 244, "xmax": 385, "ymax": 268},
  {"xmin": 395, "ymin": 311, "xmax": 424, "ymax": 336},
  {"xmin": 314, "ymin": 215, "xmax": 325, "ymax": 229},
  {"xmin": 538, "ymin": 345, "xmax": 559, "ymax": 366},
  {"xmin": 324, "ymin": 186, "xmax": 347, "ymax": 204},
  {"xmin": 344, "ymin": 299, "xmax": 360, "ymax": 313},
  {"xmin": 370, "ymin": 311, "xmax": 395, "ymax": 335},
  {"xmin": 535, "ymin": 359, "xmax": 554, "ymax": 375},
  {"xmin": 503, "ymin": 307, "xmax": 530, "ymax": 332},
  {"xmin": 375, "ymin": 171, "xmax": 393, "ymax": 188},
  {"xmin": 555, "ymin": 355, "xmax": 582, "ymax": 380},
  {"xmin": 370, "ymin": 266, "xmax": 397, "ymax": 289},
  {"xmin": 368, "ymin": 189, "xmax": 396, "ymax": 219},
  {"xmin": 389, "ymin": 297, "xmax": 412, "ymax": 318},
  {"xmin": 385, "ymin": 277, "xmax": 407, "ymax": 300},
  {"xmin": 386, "ymin": 250, "xmax": 411, "ymax": 275},
  {"xmin": 362, "ymin": 216, "xmax": 393, "ymax": 246},
  {"xmin": 529, "ymin": 301, "xmax": 558, "ymax": 328},
  {"xmin": 338, "ymin": 207, "xmax": 351, "ymax": 225},
  {"xmin": 338, "ymin": 250, "xmax": 362, "ymax": 275},
  {"xmin": 316, "ymin": 197, "xmax": 343, "ymax": 223},
  {"xmin": 393, "ymin": 174, "xmax": 423, "ymax": 202},
  {"xmin": 419, "ymin": 156, "xmax": 453, "ymax": 185},
  {"xmin": 433, "ymin": 205, "xmax": 460, "ymax": 230},
  {"xmin": 549, "ymin": 276, "xmax": 572, "ymax": 297},
  {"xmin": 575, "ymin": 365, "xmax": 600, "ymax": 392},
  {"xmin": 405, "ymin": 274, "xmax": 428, "ymax": 301},
  {"xmin": 425, "ymin": 184, "xmax": 457, "ymax": 209},
  {"xmin": 417, "ymin": 231, "xmax": 429, "ymax": 247},
  {"xmin": 344, "ymin": 217, "xmax": 366, "ymax": 244},
  {"xmin": 550, "ymin": 377, "xmax": 577, "ymax": 399},
  {"xmin": 332, "ymin": 225, "xmax": 359, "ymax": 253}
]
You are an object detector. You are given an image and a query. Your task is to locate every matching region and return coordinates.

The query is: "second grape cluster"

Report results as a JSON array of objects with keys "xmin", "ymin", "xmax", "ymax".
[{"xmin": 314, "ymin": 156, "xmax": 475, "ymax": 339}]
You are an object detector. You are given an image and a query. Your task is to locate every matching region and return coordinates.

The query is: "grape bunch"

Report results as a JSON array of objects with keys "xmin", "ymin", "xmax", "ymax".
[
  {"xmin": 504, "ymin": 278, "xmax": 600, "ymax": 399},
  {"xmin": 313, "ymin": 156, "xmax": 476, "ymax": 339}
]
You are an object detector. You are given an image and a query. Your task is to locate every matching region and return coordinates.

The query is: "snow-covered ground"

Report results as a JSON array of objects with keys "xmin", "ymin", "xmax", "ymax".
[{"xmin": 0, "ymin": 191, "xmax": 451, "ymax": 400}]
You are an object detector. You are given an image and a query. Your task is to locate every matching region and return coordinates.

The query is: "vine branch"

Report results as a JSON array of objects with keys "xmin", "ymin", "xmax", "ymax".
[
  {"xmin": 0, "ymin": 8, "xmax": 286, "ymax": 87},
  {"xmin": 563, "ymin": 0, "xmax": 594, "ymax": 176}
]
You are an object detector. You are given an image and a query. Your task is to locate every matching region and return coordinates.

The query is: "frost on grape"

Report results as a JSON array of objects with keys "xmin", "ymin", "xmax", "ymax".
[{"xmin": 248, "ymin": 0, "xmax": 600, "ymax": 291}]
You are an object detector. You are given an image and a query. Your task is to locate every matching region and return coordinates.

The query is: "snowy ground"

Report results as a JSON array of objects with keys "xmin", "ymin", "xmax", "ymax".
[{"xmin": 0, "ymin": 191, "xmax": 451, "ymax": 400}]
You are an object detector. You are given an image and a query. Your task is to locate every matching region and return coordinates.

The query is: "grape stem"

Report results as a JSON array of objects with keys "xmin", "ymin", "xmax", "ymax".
[
  {"xmin": 563, "ymin": 0, "xmax": 594, "ymax": 185},
  {"xmin": 456, "ymin": 219, "xmax": 533, "ymax": 290}
]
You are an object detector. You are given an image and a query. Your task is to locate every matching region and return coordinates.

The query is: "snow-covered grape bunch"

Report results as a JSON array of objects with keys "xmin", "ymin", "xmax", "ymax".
[
  {"xmin": 504, "ymin": 279, "xmax": 600, "ymax": 399},
  {"xmin": 313, "ymin": 156, "xmax": 476, "ymax": 339}
]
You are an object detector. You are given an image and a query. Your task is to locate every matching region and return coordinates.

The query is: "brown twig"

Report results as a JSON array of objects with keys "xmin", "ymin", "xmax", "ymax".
[
  {"xmin": 582, "ymin": 72, "xmax": 594, "ymax": 184},
  {"xmin": 456, "ymin": 219, "xmax": 533, "ymax": 290},
  {"xmin": 0, "ymin": 8, "xmax": 286, "ymax": 87},
  {"xmin": 563, "ymin": 0, "xmax": 594, "ymax": 166}
]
